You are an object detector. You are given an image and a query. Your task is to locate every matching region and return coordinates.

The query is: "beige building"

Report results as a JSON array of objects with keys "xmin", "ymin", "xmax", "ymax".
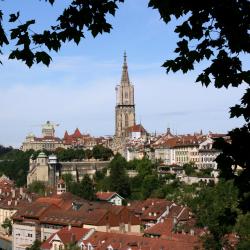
[
  {"xmin": 27, "ymin": 152, "xmax": 50, "ymax": 185},
  {"xmin": 115, "ymin": 52, "xmax": 136, "ymax": 138},
  {"xmin": 27, "ymin": 153, "xmax": 110, "ymax": 187},
  {"xmin": 21, "ymin": 121, "xmax": 65, "ymax": 152}
]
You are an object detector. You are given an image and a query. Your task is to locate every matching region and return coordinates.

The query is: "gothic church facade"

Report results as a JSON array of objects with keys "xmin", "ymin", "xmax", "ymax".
[{"xmin": 115, "ymin": 53, "xmax": 136, "ymax": 138}]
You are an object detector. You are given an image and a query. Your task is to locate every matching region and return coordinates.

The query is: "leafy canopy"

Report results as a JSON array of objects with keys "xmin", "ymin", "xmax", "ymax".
[{"xmin": 0, "ymin": 0, "xmax": 124, "ymax": 67}]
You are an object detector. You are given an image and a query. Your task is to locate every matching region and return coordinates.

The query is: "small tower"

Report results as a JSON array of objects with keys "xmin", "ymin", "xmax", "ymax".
[
  {"xmin": 42, "ymin": 121, "xmax": 55, "ymax": 137},
  {"xmin": 115, "ymin": 52, "xmax": 136, "ymax": 138},
  {"xmin": 48, "ymin": 154, "xmax": 60, "ymax": 187},
  {"xmin": 56, "ymin": 179, "xmax": 66, "ymax": 195}
]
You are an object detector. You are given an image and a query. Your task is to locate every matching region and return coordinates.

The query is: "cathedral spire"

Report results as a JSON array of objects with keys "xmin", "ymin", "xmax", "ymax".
[{"xmin": 121, "ymin": 51, "xmax": 130, "ymax": 86}]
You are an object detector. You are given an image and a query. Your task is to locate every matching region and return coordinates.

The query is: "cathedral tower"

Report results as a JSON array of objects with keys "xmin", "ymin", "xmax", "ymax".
[{"xmin": 115, "ymin": 52, "xmax": 136, "ymax": 137}]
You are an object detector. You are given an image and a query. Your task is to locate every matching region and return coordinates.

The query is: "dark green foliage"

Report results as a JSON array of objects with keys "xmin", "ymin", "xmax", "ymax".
[
  {"xmin": 136, "ymin": 157, "xmax": 154, "ymax": 178},
  {"xmin": 148, "ymin": 0, "xmax": 250, "ymax": 88},
  {"xmin": 26, "ymin": 240, "xmax": 41, "ymax": 250},
  {"xmin": 27, "ymin": 180, "xmax": 46, "ymax": 195},
  {"xmin": 64, "ymin": 243, "xmax": 80, "ymax": 250},
  {"xmin": 53, "ymin": 147, "xmax": 112, "ymax": 162},
  {"xmin": 85, "ymin": 149, "xmax": 93, "ymax": 159},
  {"xmin": 235, "ymin": 213, "xmax": 250, "ymax": 250},
  {"xmin": 1, "ymin": 218, "xmax": 12, "ymax": 235},
  {"xmin": 214, "ymin": 125, "xmax": 250, "ymax": 212},
  {"xmin": 69, "ymin": 174, "xmax": 96, "ymax": 201},
  {"xmin": 141, "ymin": 174, "xmax": 159, "ymax": 199},
  {"xmin": 62, "ymin": 173, "xmax": 74, "ymax": 189},
  {"xmin": 78, "ymin": 174, "xmax": 96, "ymax": 200},
  {"xmin": 183, "ymin": 163, "xmax": 196, "ymax": 176},
  {"xmin": 55, "ymin": 148, "xmax": 85, "ymax": 161},
  {"xmin": 92, "ymin": 145, "xmax": 113, "ymax": 161},
  {"xmin": 0, "ymin": 0, "xmax": 125, "ymax": 66},
  {"xmin": 0, "ymin": 145, "xmax": 13, "ymax": 156},
  {"xmin": 0, "ymin": 149, "xmax": 34, "ymax": 186},
  {"xmin": 192, "ymin": 180, "xmax": 239, "ymax": 249},
  {"xmin": 109, "ymin": 154, "xmax": 131, "ymax": 198}
]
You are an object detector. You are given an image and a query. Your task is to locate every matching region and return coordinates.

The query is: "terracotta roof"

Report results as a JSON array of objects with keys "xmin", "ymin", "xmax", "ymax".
[
  {"xmin": 73, "ymin": 128, "xmax": 82, "ymax": 137},
  {"xmin": 41, "ymin": 226, "xmax": 92, "ymax": 249},
  {"xmin": 127, "ymin": 124, "xmax": 147, "ymax": 133},
  {"xmin": 96, "ymin": 192, "xmax": 118, "ymax": 201},
  {"xmin": 82, "ymin": 231, "xmax": 201, "ymax": 250},
  {"xmin": 144, "ymin": 218, "xmax": 173, "ymax": 236}
]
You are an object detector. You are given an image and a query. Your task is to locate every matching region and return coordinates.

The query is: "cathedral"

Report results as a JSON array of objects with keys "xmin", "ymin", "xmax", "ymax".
[{"xmin": 115, "ymin": 52, "xmax": 136, "ymax": 138}]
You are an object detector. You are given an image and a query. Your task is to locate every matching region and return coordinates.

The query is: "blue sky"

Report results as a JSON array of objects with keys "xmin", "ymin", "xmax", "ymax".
[{"xmin": 0, "ymin": 0, "xmax": 248, "ymax": 147}]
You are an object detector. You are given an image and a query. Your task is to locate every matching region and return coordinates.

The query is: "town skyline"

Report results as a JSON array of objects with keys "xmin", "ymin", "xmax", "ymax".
[{"xmin": 0, "ymin": 0, "xmax": 248, "ymax": 147}]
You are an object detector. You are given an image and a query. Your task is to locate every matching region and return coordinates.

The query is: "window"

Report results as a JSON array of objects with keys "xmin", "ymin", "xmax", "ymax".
[
  {"xmin": 27, "ymin": 233, "xmax": 32, "ymax": 237},
  {"xmin": 125, "ymin": 114, "xmax": 129, "ymax": 127}
]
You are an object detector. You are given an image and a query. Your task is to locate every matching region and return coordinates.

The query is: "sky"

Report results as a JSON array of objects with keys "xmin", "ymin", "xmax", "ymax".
[{"xmin": 0, "ymin": 0, "xmax": 248, "ymax": 147}]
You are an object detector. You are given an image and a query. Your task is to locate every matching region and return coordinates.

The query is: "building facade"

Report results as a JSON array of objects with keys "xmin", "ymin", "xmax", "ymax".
[
  {"xmin": 21, "ymin": 121, "xmax": 65, "ymax": 152},
  {"xmin": 115, "ymin": 52, "xmax": 136, "ymax": 138}
]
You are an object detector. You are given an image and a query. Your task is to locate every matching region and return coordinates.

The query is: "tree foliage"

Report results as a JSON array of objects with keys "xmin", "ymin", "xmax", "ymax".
[
  {"xmin": 193, "ymin": 180, "xmax": 239, "ymax": 249},
  {"xmin": 78, "ymin": 174, "xmax": 96, "ymax": 200},
  {"xmin": 1, "ymin": 218, "xmax": 12, "ymax": 235},
  {"xmin": 0, "ymin": 0, "xmax": 124, "ymax": 67},
  {"xmin": 0, "ymin": 148, "xmax": 34, "ymax": 186},
  {"xmin": 26, "ymin": 240, "xmax": 41, "ymax": 250},
  {"xmin": 235, "ymin": 213, "xmax": 250, "ymax": 250},
  {"xmin": 109, "ymin": 154, "xmax": 130, "ymax": 198},
  {"xmin": 27, "ymin": 180, "xmax": 46, "ymax": 195},
  {"xmin": 92, "ymin": 144, "xmax": 113, "ymax": 161},
  {"xmin": 68, "ymin": 174, "xmax": 96, "ymax": 200}
]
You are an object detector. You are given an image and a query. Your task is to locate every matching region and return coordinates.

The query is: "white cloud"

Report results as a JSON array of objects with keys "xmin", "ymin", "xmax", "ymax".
[{"xmin": 0, "ymin": 55, "xmax": 247, "ymax": 147}]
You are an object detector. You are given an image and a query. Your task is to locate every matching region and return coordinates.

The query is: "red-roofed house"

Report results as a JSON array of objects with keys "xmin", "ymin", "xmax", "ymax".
[
  {"xmin": 80, "ymin": 230, "xmax": 201, "ymax": 250},
  {"xmin": 41, "ymin": 226, "xmax": 94, "ymax": 250},
  {"xmin": 96, "ymin": 192, "xmax": 124, "ymax": 206},
  {"xmin": 126, "ymin": 124, "xmax": 147, "ymax": 139}
]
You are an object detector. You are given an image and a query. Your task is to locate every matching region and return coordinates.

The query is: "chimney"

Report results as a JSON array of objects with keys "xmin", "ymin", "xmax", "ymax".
[
  {"xmin": 11, "ymin": 189, "xmax": 15, "ymax": 198},
  {"xmin": 7, "ymin": 200, "xmax": 11, "ymax": 206},
  {"xmin": 70, "ymin": 233, "xmax": 76, "ymax": 243},
  {"xmin": 68, "ymin": 224, "xmax": 71, "ymax": 231}
]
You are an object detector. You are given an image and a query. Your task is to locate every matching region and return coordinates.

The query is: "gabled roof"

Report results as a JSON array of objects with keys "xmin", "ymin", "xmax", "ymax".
[
  {"xmin": 73, "ymin": 128, "xmax": 82, "ymax": 137},
  {"xmin": 81, "ymin": 230, "xmax": 201, "ymax": 250},
  {"xmin": 127, "ymin": 124, "xmax": 147, "ymax": 133},
  {"xmin": 144, "ymin": 218, "xmax": 173, "ymax": 236},
  {"xmin": 96, "ymin": 192, "xmax": 124, "ymax": 201},
  {"xmin": 41, "ymin": 226, "xmax": 92, "ymax": 250}
]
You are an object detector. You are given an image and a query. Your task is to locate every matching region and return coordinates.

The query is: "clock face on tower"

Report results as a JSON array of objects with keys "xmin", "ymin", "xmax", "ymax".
[{"xmin": 115, "ymin": 53, "xmax": 136, "ymax": 138}]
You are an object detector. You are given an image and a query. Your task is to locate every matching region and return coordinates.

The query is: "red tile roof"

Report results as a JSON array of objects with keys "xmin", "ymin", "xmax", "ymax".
[
  {"xmin": 81, "ymin": 231, "xmax": 201, "ymax": 250},
  {"xmin": 127, "ymin": 124, "xmax": 147, "ymax": 133},
  {"xmin": 96, "ymin": 192, "xmax": 117, "ymax": 201},
  {"xmin": 41, "ymin": 226, "xmax": 92, "ymax": 249}
]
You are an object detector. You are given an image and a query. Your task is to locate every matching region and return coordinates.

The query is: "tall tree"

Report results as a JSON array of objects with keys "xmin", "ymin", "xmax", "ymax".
[
  {"xmin": 78, "ymin": 174, "xmax": 96, "ymax": 200},
  {"xmin": 193, "ymin": 180, "xmax": 239, "ymax": 249},
  {"xmin": 109, "ymin": 154, "xmax": 130, "ymax": 198}
]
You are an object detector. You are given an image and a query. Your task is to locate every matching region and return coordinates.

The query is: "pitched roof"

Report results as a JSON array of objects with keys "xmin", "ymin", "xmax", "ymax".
[
  {"xmin": 96, "ymin": 192, "xmax": 121, "ymax": 201},
  {"xmin": 82, "ymin": 231, "xmax": 201, "ymax": 250},
  {"xmin": 127, "ymin": 124, "xmax": 147, "ymax": 133},
  {"xmin": 41, "ymin": 226, "xmax": 92, "ymax": 249}
]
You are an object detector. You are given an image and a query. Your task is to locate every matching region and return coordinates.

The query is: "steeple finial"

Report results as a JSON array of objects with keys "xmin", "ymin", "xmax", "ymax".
[{"xmin": 121, "ymin": 51, "xmax": 130, "ymax": 85}]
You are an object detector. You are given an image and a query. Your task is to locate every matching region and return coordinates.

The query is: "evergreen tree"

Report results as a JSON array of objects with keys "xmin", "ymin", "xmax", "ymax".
[
  {"xmin": 109, "ymin": 154, "xmax": 131, "ymax": 198},
  {"xmin": 78, "ymin": 174, "xmax": 96, "ymax": 201}
]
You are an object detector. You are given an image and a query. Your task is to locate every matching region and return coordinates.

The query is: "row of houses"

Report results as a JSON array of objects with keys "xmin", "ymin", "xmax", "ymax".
[
  {"xmin": 12, "ymin": 195, "xmax": 203, "ymax": 250},
  {"xmin": 125, "ymin": 127, "xmax": 225, "ymax": 170},
  {"xmin": 21, "ymin": 122, "xmax": 112, "ymax": 152},
  {"xmin": 1, "ymin": 178, "xmax": 203, "ymax": 250}
]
